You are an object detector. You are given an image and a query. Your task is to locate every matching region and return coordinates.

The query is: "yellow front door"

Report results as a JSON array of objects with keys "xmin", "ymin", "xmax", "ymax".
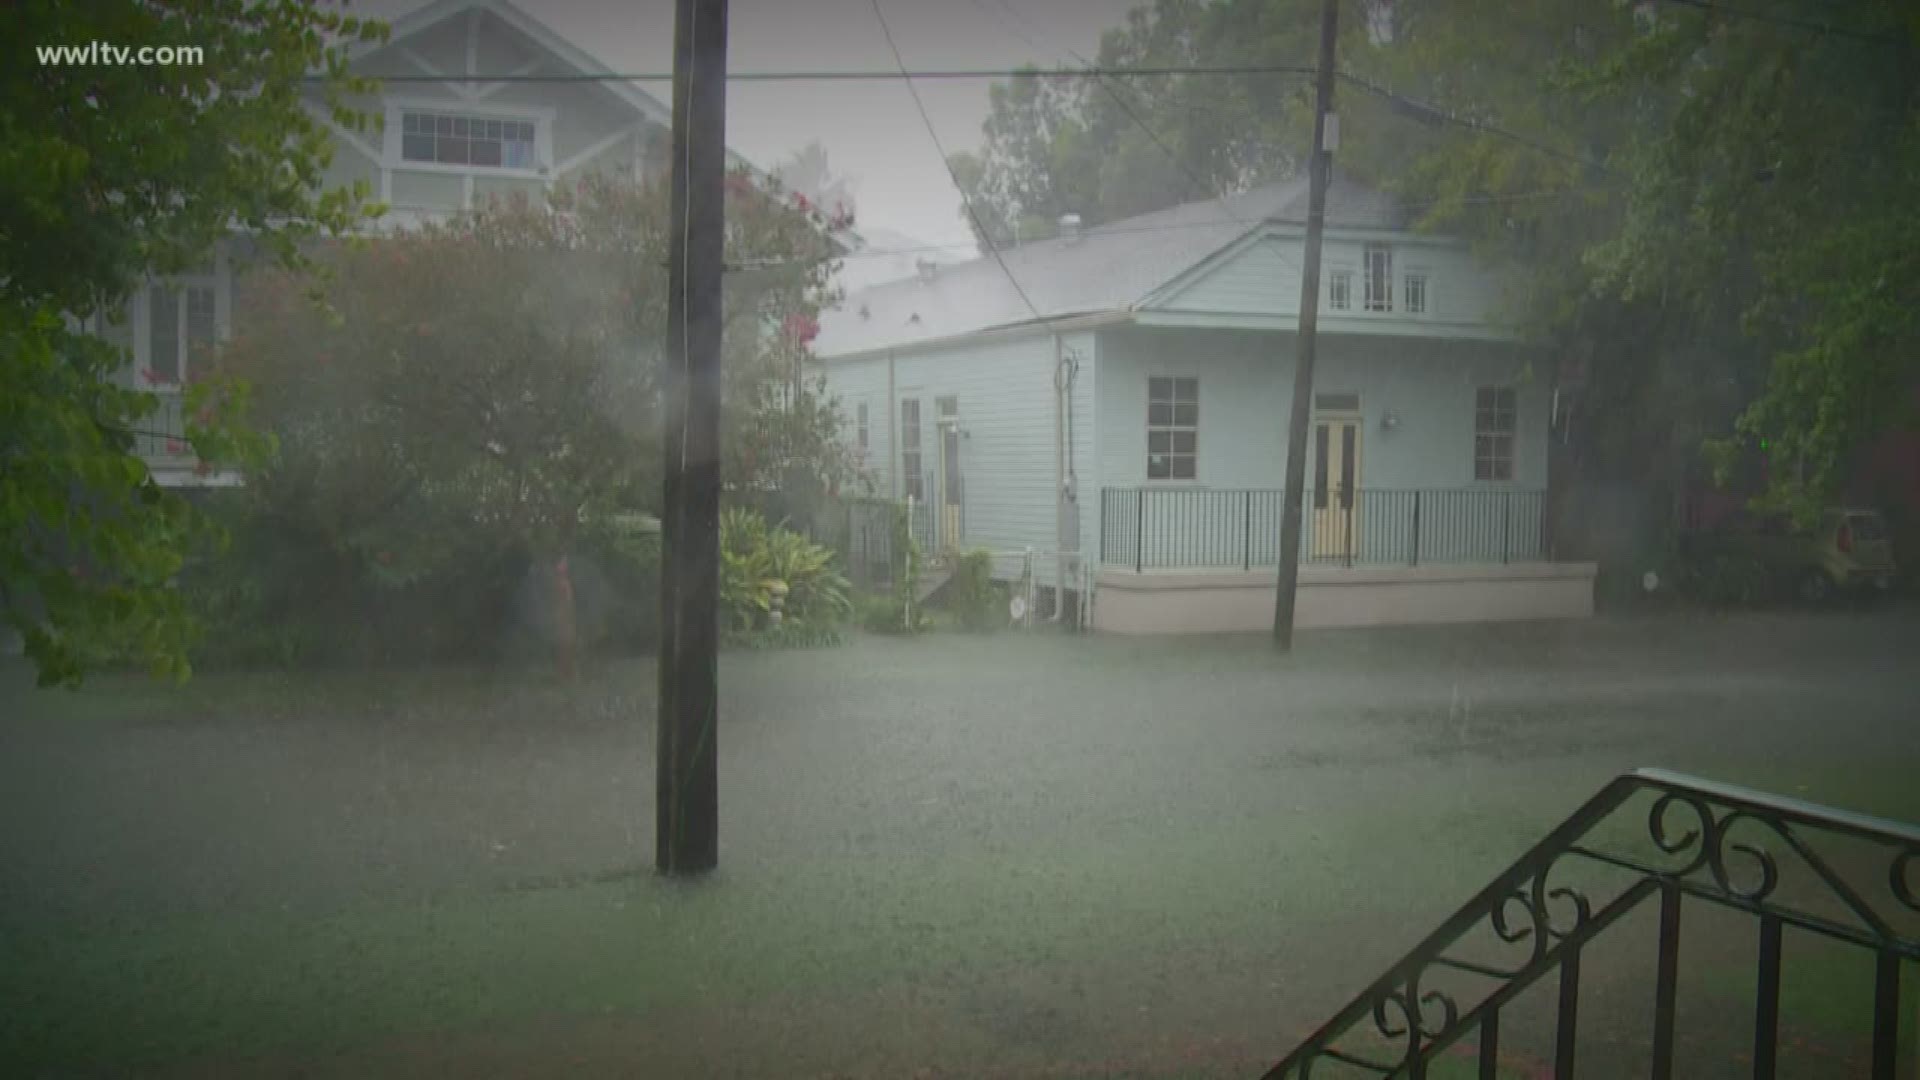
[{"xmin": 1311, "ymin": 415, "xmax": 1362, "ymax": 561}]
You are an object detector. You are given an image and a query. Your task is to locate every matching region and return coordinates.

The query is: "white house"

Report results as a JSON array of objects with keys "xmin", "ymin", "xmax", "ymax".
[
  {"xmin": 84, "ymin": 0, "xmax": 860, "ymax": 487},
  {"xmin": 811, "ymin": 173, "xmax": 1597, "ymax": 633}
]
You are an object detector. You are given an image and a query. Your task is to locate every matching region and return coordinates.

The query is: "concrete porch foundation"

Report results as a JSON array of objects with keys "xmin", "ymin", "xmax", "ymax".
[{"xmin": 1091, "ymin": 561, "xmax": 1598, "ymax": 634}]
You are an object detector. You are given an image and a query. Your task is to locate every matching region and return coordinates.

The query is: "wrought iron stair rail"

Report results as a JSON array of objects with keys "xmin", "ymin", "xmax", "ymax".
[{"xmin": 1262, "ymin": 769, "xmax": 1920, "ymax": 1080}]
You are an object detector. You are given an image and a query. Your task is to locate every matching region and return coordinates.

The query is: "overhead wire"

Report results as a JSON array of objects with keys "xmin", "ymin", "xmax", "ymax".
[{"xmin": 865, "ymin": 0, "xmax": 1060, "ymax": 331}]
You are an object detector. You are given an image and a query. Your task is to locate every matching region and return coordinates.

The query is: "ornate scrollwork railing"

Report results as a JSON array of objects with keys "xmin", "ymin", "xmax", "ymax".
[{"xmin": 1262, "ymin": 769, "xmax": 1920, "ymax": 1080}]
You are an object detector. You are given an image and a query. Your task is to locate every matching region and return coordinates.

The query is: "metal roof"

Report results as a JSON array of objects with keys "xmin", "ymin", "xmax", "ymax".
[{"xmin": 815, "ymin": 171, "xmax": 1407, "ymax": 359}]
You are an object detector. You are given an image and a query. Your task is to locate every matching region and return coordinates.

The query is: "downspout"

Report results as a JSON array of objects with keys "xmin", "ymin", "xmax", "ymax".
[
  {"xmin": 1053, "ymin": 334, "xmax": 1067, "ymax": 621},
  {"xmin": 887, "ymin": 349, "xmax": 898, "ymax": 500}
]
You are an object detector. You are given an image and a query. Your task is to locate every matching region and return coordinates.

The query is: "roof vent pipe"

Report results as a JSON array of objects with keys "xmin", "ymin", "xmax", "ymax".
[
  {"xmin": 1058, "ymin": 213, "xmax": 1083, "ymax": 242},
  {"xmin": 915, "ymin": 258, "xmax": 938, "ymax": 283}
]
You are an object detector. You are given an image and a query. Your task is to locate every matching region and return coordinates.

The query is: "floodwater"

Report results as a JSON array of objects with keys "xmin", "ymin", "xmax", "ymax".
[{"xmin": 1, "ymin": 610, "xmax": 1916, "ymax": 1076}]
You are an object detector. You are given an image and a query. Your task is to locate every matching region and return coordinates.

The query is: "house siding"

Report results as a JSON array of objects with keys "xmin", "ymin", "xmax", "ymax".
[
  {"xmin": 820, "ymin": 329, "xmax": 1098, "ymax": 588},
  {"xmin": 826, "ymin": 355, "xmax": 892, "ymax": 498},
  {"xmin": 1093, "ymin": 326, "xmax": 1547, "ymax": 530},
  {"xmin": 1153, "ymin": 232, "xmax": 1515, "ymax": 337}
]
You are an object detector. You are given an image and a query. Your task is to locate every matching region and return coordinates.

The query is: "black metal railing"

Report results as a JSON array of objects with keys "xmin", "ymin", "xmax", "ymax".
[
  {"xmin": 1263, "ymin": 769, "xmax": 1920, "ymax": 1079},
  {"xmin": 1099, "ymin": 487, "xmax": 1547, "ymax": 571}
]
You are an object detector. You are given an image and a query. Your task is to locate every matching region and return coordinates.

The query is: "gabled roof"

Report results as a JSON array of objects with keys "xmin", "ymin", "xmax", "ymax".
[
  {"xmin": 350, "ymin": 0, "xmax": 865, "ymax": 253},
  {"xmin": 357, "ymin": 0, "xmax": 673, "ymax": 126},
  {"xmin": 815, "ymin": 171, "xmax": 1406, "ymax": 358}
]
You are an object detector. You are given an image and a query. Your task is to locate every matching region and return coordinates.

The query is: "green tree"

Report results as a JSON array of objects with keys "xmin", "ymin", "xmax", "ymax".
[
  {"xmin": 210, "ymin": 170, "xmax": 862, "ymax": 667},
  {"xmin": 0, "ymin": 0, "xmax": 385, "ymax": 686}
]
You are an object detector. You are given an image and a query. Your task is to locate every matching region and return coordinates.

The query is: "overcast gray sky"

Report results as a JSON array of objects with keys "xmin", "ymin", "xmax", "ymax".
[{"xmin": 364, "ymin": 0, "xmax": 1144, "ymax": 255}]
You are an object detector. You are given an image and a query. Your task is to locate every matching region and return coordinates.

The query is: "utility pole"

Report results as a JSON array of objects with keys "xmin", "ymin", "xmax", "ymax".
[
  {"xmin": 657, "ymin": 0, "xmax": 727, "ymax": 875},
  {"xmin": 1272, "ymin": 0, "xmax": 1339, "ymax": 650}
]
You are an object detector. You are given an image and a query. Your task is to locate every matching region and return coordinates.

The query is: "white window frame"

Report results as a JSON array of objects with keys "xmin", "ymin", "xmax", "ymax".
[
  {"xmin": 1363, "ymin": 244, "xmax": 1394, "ymax": 312},
  {"xmin": 1328, "ymin": 268, "xmax": 1353, "ymax": 311},
  {"xmin": 855, "ymin": 401, "xmax": 869, "ymax": 459},
  {"xmin": 1146, "ymin": 376, "xmax": 1199, "ymax": 482},
  {"xmin": 382, "ymin": 97, "xmax": 555, "ymax": 181},
  {"xmin": 110, "ymin": 250, "xmax": 229, "ymax": 390},
  {"xmin": 900, "ymin": 397, "xmax": 924, "ymax": 501},
  {"xmin": 1474, "ymin": 386, "xmax": 1518, "ymax": 482},
  {"xmin": 1404, "ymin": 270, "xmax": 1429, "ymax": 315}
]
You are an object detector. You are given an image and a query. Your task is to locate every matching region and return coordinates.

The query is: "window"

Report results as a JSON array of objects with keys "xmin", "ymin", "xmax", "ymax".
[
  {"xmin": 1315, "ymin": 392, "xmax": 1360, "ymax": 412},
  {"xmin": 855, "ymin": 402, "xmax": 869, "ymax": 457},
  {"xmin": 1474, "ymin": 387, "xmax": 1517, "ymax": 481},
  {"xmin": 1404, "ymin": 272, "xmax": 1428, "ymax": 314},
  {"xmin": 1328, "ymin": 270, "xmax": 1352, "ymax": 311},
  {"xmin": 1364, "ymin": 245, "xmax": 1393, "ymax": 311},
  {"xmin": 146, "ymin": 284, "xmax": 217, "ymax": 385},
  {"xmin": 401, "ymin": 111, "xmax": 537, "ymax": 169},
  {"xmin": 1146, "ymin": 377, "xmax": 1198, "ymax": 480},
  {"xmin": 936, "ymin": 396, "xmax": 961, "ymax": 506},
  {"xmin": 900, "ymin": 398, "xmax": 923, "ymax": 500}
]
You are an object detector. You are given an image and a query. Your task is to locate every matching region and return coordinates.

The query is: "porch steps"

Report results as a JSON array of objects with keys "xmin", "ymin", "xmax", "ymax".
[{"xmin": 913, "ymin": 562, "xmax": 955, "ymax": 606}]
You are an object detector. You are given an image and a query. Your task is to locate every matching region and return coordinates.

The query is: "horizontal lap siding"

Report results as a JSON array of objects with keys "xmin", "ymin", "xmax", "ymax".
[
  {"xmin": 820, "ymin": 356, "xmax": 892, "ymax": 498},
  {"xmin": 895, "ymin": 337, "xmax": 1058, "ymax": 583},
  {"xmin": 1155, "ymin": 234, "xmax": 1513, "ymax": 333}
]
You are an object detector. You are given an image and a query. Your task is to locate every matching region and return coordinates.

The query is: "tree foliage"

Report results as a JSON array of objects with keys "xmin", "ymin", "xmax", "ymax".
[
  {"xmin": 0, "ymin": 0, "xmax": 386, "ymax": 686},
  {"xmin": 207, "ymin": 170, "xmax": 864, "ymax": 665}
]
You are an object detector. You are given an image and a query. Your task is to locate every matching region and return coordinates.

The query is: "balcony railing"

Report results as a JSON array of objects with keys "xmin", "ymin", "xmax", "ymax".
[
  {"xmin": 1099, "ymin": 487, "xmax": 1548, "ymax": 572},
  {"xmin": 1263, "ymin": 770, "xmax": 1919, "ymax": 1079},
  {"xmin": 130, "ymin": 390, "xmax": 195, "ymax": 466}
]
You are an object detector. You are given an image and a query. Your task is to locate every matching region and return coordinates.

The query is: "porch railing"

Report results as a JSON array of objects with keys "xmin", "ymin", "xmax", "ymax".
[
  {"xmin": 1099, "ymin": 486, "xmax": 1547, "ymax": 571},
  {"xmin": 131, "ymin": 390, "xmax": 194, "ymax": 465},
  {"xmin": 1263, "ymin": 769, "xmax": 1920, "ymax": 1078}
]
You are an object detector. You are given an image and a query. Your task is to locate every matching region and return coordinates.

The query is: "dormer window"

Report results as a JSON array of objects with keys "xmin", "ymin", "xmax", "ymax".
[
  {"xmin": 1363, "ymin": 244, "xmax": 1393, "ymax": 312},
  {"xmin": 401, "ymin": 111, "xmax": 536, "ymax": 169},
  {"xmin": 1328, "ymin": 270, "xmax": 1352, "ymax": 311}
]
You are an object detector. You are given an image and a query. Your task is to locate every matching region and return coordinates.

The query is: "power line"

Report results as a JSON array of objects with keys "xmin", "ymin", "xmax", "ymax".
[
  {"xmin": 725, "ymin": 187, "xmax": 1605, "ymax": 270},
  {"xmin": 304, "ymin": 64, "xmax": 1321, "ymax": 84},
  {"xmin": 1334, "ymin": 69, "xmax": 1618, "ymax": 177},
  {"xmin": 866, "ymin": 0, "xmax": 1057, "ymax": 330},
  {"xmin": 969, "ymin": 0, "xmax": 1293, "ymax": 275}
]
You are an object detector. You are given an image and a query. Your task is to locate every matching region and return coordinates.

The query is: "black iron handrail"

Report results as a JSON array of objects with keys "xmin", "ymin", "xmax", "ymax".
[
  {"xmin": 1100, "ymin": 486, "xmax": 1549, "ymax": 571},
  {"xmin": 1262, "ymin": 769, "xmax": 1920, "ymax": 1079}
]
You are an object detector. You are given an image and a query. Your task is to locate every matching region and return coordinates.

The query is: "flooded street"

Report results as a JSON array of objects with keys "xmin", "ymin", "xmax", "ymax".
[{"xmin": 4, "ymin": 611, "xmax": 1915, "ymax": 1076}]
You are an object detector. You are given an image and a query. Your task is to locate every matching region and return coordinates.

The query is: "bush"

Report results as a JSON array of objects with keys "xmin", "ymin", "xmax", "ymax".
[
  {"xmin": 720, "ymin": 507, "xmax": 851, "ymax": 636},
  {"xmin": 858, "ymin": 591, "xmax": 929, "ymax": 634},
  {"xmin": 1675, "ymin": 553, "xmax": 1775, "ymax": 606},
  {"xmin": 942, "ymin": 547, "xmax": 1001, "ymax": 631},
  {"xmin": 573, "ymin": 513, "xmax": 661, "ymax": 653}
]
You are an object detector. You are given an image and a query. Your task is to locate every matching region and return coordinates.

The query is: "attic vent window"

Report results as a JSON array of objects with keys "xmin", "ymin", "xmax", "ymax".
[
  {"xmin": 402, "ymin": 111, "xmax": 536, "ymax": 169},
  {"xmin": 1404, "ymin": 271, "xmax": 1428, "ymax": 314},
  {"xmin": 1328, "ymin": 270, "xmax": 1352, "ymax": 311}
]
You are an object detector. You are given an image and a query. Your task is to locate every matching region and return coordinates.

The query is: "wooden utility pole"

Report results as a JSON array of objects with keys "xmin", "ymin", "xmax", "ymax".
[
  {"xmin": 657, "ymin": 0, "xmax": 727, "ymax": 875},
  {"xmin": 1272, "ymin": 0, "xmax": 1339, "ymax": 649}
]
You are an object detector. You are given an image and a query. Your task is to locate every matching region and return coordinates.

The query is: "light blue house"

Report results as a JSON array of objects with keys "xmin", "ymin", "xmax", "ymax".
[{"xmin": 813, "ymin": 174, "xmax": 1596, "ymax": 633}]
